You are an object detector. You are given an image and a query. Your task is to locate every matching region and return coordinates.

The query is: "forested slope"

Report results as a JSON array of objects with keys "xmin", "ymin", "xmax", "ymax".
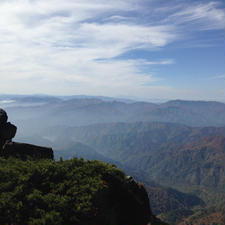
[{"xmin": 0, "ymin": 157, "xmax": 168, "ymax": 225}]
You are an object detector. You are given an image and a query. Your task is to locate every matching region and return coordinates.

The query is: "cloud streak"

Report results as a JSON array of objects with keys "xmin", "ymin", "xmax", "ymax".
[
  {"xmin": 208, "ymin": 75, "xmax": 225, "ymax": 80},
  {"xmin": 0, "ymin": 0, "xmax": 224, "ymax": 99},
  {"xmin": 165, "ymin": 1, "xmax": 225, "ymax": 30}
]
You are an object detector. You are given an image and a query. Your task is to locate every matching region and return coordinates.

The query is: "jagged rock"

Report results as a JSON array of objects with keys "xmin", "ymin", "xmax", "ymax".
[
  {"xmin": 1, "ymin": 142, "xmax": 54, "ymax": 160},
  {"xmin": 93, "ymin": 174, "xmax": 169, "ymax": 225},
  {"xmin": 94, "ymin": 174, "xmax": 152, "ymax": 225},
  {"xmin": 0, "ymin": 108, "xmax": 54, "ymax": 160},
  {"xmin": 0, "ymin": 109, "xmax": 17, "ymax": 151},
  {"xmin": 0, "ymin": 122, "xmax": 17, "ymax": 140},
  {"xmin": 0, "ymin": 109, "xmax": 8, "ymax": 125}
]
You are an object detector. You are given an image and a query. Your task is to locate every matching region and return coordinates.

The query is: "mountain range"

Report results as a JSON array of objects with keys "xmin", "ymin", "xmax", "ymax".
[
  {"xmin": 1, "ymin": 95, "xmax": 225, "ymax": 132},
  {"xmin": 1, "ymin": 94, "xmax": 225, "ymax": 224}
]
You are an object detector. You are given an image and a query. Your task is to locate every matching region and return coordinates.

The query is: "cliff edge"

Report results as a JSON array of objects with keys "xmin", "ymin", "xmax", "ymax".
[{"xmin": 0, "ymin": 108, "xmax": 53, "ymax": 159}]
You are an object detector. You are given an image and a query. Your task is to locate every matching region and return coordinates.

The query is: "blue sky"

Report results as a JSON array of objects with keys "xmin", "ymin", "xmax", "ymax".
[{"xmin": 0, "ymin": 0, "xmax": 224, "ymax": 101}]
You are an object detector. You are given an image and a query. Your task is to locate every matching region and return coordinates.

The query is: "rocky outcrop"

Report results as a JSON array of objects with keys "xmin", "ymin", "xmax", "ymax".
[
  {"xmin": 0, "ymin": 108, "xmax": 53, "ymax": 159},
  {"xmin": 0, "ymin": 108, "xmax": 8, "ymax": 125},
  {"xmin": 0, "ymin": 109, "xmax": 17, "ymax": 151},
  {"xmin": 94, "ymin": 174, "xmax": 168, "ymax": 225},
  {"xmin": 2, "ymin": 142, "xmax": 53, "ymax": 160}
]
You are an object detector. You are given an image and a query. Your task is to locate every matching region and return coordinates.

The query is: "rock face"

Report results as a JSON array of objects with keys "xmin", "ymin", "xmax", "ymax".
[
  {"xmin": 0, "ymin": 109, "xmax": 8, "ymax": 125},
  {"xmin": 0, "ymin": 109, "xmax": 17, "ymax": 151},
  {"xmin": 2, "ymin": 142, "xmax": 54, "ymax": 160},
  {"xmin": 94, "ymin": 174, "xmax": 168, "ymax": 225},
  {"xmin": 0, "ymin": 122, "xmax": 17, "ymax": 140},
  {"xmin": 0, "ymin": 108, "xmax": 53, "ymax": 159}
]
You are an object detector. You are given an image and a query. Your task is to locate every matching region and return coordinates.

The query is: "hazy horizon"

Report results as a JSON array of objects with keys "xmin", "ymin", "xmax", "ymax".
[{"xmin": 1, "ymin": 92, "xmax": 225, "ymax": 104}]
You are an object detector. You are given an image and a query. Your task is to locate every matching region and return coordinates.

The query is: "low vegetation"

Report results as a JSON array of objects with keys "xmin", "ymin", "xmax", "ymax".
[{"xmin": 0, "ymin": 157, "xmax": 124, "ymax": 225}]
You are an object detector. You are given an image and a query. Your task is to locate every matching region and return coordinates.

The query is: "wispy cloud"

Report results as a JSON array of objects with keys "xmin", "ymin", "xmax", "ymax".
[
  {"xmin": 0, "ymin": 0, "xmax": 224, "ymax": 99},
  {"xmin": 0, "ymin": 0, "xmax": 176, "ymax": 95},
  {"xmin": 163, "ymin": 1, "xmax": 225, "ymax": 30},
  {"xmin": 208, "ymin": 75, "xmax": 225, "ymax": 80}
]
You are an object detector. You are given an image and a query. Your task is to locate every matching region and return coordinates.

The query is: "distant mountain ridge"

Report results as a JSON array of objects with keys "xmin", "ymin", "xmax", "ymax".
[{"xmin": 1, "ymin": 95, "xmax": 225, "ymax": 133}]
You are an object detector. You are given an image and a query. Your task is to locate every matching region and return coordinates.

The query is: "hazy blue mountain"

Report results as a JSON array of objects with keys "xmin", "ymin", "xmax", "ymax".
[{"xmin": 1, "ymin": 95, "xmax": 225, "ymax": 133}]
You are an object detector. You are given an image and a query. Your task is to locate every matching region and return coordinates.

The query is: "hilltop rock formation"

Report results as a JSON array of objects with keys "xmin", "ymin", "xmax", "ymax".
[
  {"xmin": 2, "ymin": 142, "xmax": 54, "ymax": 160},
  {"xmin": 0, "ymin": 108, "xmax": 8, "ymax": 125},
  {"xmin": 0, "ymin": 108, "xmax": 53, "ymax": 159},
  {"xmin": 0, "ymin": 109, "xmax": 17, "ymax": 150},
  {"xmin": 94, "ymin": 175, "xmax": 150, "ymax": 225}
]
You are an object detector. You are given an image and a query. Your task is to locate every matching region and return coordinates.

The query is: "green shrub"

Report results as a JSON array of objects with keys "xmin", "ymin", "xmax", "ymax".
[{"xmin": 0, "ymin": 157, "xmax": 125, "ymax": 225}]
